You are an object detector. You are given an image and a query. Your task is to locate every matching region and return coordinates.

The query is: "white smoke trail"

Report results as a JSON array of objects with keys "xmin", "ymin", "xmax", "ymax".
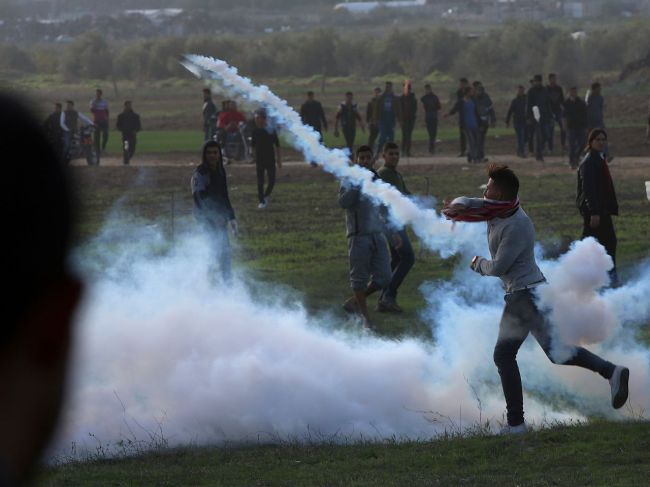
[{"xmin": 181, "ymin": 54, "xmax": 483, "ymax": 258}]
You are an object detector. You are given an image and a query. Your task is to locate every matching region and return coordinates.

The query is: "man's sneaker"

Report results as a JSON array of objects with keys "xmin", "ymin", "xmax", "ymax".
[
  {"xmin": 376, "ymin": 299, "xmax": 403, "ymax": 313},
  {"xmin": 342, "ymin": 297, "xmax": 360, "ymax": 314},
  {"xmin": 609, "ymin": 365, "xmax": 629, "ymax": 409},
  {"xmin": 257, "ymin": 200, "xmax": 267, "ymax": 209},
  {"xmin": 499, "ymin": 422, "xmax": 528, "ymax": 435}
]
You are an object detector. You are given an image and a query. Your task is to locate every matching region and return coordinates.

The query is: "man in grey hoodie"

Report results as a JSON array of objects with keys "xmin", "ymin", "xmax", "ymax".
[
  {"xmin": 339, "ymin": 145, "xmax": 392, "ymax": 330},
  {"xmin": 443, "ymin": 164, "xmax": 629, "ymax": 435}
]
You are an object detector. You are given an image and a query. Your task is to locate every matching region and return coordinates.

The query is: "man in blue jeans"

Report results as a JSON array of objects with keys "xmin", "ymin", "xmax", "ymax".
[
  {"xmin": 377, "ymin": 142, "xmax": 415, "ymax": 313},
  {"xmin": 443, "ymin": 164, "xmax": 629, "ymax": 434},
  {"xmin": 373, "ymin": 82, "xmax": 400, "ymax": 157}
]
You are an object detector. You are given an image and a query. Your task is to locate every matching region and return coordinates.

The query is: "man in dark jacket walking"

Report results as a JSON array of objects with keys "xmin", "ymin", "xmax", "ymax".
[
  {"xmin": 300, "ymin": 91, "xmax": 328, "ymax": 138},
  {"xmin": 399, "ymin": 80, "xmax": 417, "ymax": 157},
  {"xmin": 43, "ymin": 102, "xmax": 64, "ymax": 160},
  {"xmin": 563, "ymin": 87, "xmax": 588, "ymax": 168},
  {"xmin": 526, "ymin": 74, "xmax": 552, "ymax": 162},
  {"xmin": 191, "ymin": 140, "xmax": 238, "ymax": 282},
  {"xmin": 547, "ymin": 73, "xmax": 565, "ymax": 153},
  {"xmin": 116, "ymin": 100, "xmax": 141, "ymax": 165},
  {"xmin": 202, "ymin": 88, "xmax": 218, "ymax": 141},
  {"xmin": 374, "ymin": 81, "xmax": 400, "ymax": 156},
  {"xmin": 334, "ymin": 91, "xmax": 365, "ymax": 153},
  {"xmin": 577, "ymin": 129, "xmax": 619, "ymax": 286},
  {"xmin": 505, "ymin": 86, "xmax": 527, "ymax": 158},
  {"xmin": 474, "ymin": 82, "xmax": 496, "ymax": 162},
  {"xmin": 446, "ymin": 78, "xmax": 469, "ymax": 157},
  {"xmin": 421, "ymin": 84, "xmax": 441, "ymax": 154},
  {"xmin": 251, "ymin": 110, "xmax": 282, "ymax": 209}
]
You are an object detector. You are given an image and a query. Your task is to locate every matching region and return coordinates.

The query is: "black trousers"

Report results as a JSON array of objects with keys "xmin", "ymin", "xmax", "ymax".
[
  {"xmin": 582, "ymin": 213, "xmax": 618, "ymax": 284},
  {"xmin": 367, "ymin": 123, "xmax": 379, "ymax": 150},
  {"xmin": 256, "ymin": 163, "xmax": 276, "ymax": 203},
  {"xmin": 458, "ymin": 125, "xmax": 466, "ymax": 154},
  {"xmin": 342, "ymin": 127, "xmax": 356, "ymax": 153},
  {"xmin": 94, "ymin": 120, "xmax": 109, "ymax": 152},
  {"xmin": 121, "ymin": 132, "xmax": 137, "ymax": 164},
  {"xmin": 494, "ymin": 289, "xmax": 615, "ymax": 426},
  {"xmin": 401, "ymin": 119, "xmax": 415, "ymax": 156},
  {"xmin": 425, "ymin": 115, "xmax": 438, "ymax": 153}
]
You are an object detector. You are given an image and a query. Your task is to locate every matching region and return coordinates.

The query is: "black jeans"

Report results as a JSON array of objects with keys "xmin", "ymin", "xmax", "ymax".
[
  {"xmin": 425, "ymin": 114, "xmax": 438, "ymax": 153},
  {"xmin": 458, "ymin": 125, "xmax": 466, "ymax": 155},
  {"xmin": 582, "ymin": 213, "xmax": 618, "ymax": 285},
  {"xmin": 94, "ymin": 119, "xmax": 109, "ymax": 152},
  {"xmin": 381, "ymin": 229, "xmax": 415, "ymax": 301},
  {"xmin": 256, "ymin": 163, "xmax": 276, "ymax": 203},
  {"xmin": 567, "ymin": 128, "xmax": 586, "ymax": 167},
  {"xmin": 401, "ymin": 119, "xmax": 415, "ymax": 156},
  {"xmin": 121, "ymin": 132, "xmax": 137, "ymax": 164},
  {"xmin": 367, "ymin": 123, "xmax": 379, "ymax": 150},
  {"xmin": 477, "ymin": 123, "xmax": 488, "ymax": 160},
  {"xmin": 464, "ymin": 127, "xmax": 480, "ymax": 163},
  {"xmin": 494, "ymin": 289, "xmax": 615, "ymax": 426},
  {"xmin": 342, "ymin": 126, "xmax": 356, "ymax": 153}
]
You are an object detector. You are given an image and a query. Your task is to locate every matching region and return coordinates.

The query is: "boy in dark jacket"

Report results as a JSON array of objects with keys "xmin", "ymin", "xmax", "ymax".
[{"xmin": 116, "ymin": 101, "xmax": 141, "ymax": 165}]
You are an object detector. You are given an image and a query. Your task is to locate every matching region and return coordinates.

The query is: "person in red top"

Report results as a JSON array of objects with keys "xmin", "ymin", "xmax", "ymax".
[{"xmin": 218, "ymin": 101, "xmax": 247, "ymax": 133}]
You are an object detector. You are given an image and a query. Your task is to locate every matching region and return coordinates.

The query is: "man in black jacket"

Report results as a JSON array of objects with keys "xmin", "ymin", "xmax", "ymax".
[
  {"xmin": 366, "ymin": 87, "xmax": 381, "ymax": 149},
  {"xmin": 43, "ymin": 102, "xmax": 64, "ymax": 160},
  {"xmin": 505, "ymin": 86, "xmax": 527, "ymax": 158},
  {"xmin": 421, "ymin": 84, "xmax": 441, "ymax": 154},
  {"xmin": 547, "ymin": 73, "xmax": 566, "ymax": 153},
  {"xmin": 116, "ymin": 101, "xmax": 142, "ymax": 165},
  {"xmin": 191, "ymin": 140, "xmax": 238, "ymax": 282},
  {"xmin": 526, "ymin": 74, "xmax": 552, "ymax": 162},
  {"xmin": 399, "ymin": 81, "xmax": 417, "ymax": 157},
  {"xmin": 447, "ymin": 78, "xmax": 469, "ymax": 157},
  {"xmin": 300, "ymin": 91, "xmax": 328, "ymax": 138},
  {"xmin": 202, "ymin": 88, "xmax": 218, "ymax": 141},
  {"xmin": 564, "ymin": 87, "xmax": 588, "ymax": 168}
]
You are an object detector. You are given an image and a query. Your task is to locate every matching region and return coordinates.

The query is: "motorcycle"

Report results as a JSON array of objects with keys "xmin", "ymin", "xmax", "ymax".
[{"xmin": 64, "ymin": 125, "xmax": 99, "ymax": 166}]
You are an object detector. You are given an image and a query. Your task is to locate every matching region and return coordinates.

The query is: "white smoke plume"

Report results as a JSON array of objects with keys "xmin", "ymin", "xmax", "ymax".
[{"xmin": 50, "ymin": 57, "xmax": 650, "ymax": 457}]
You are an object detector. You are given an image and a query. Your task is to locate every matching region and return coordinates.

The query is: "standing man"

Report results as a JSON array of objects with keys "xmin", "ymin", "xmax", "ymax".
[
  {"xmin": 446, "ymin": 78, "xmax": 470, "ymax": 157},
  {"xmin": 377, "ymin": 142, "xmax": 414, "ymax": 313},
  {"xmin": 202, "ymin": 88, "xmax": 218, "ymax": 142},
  {"xmin": 374, "ymin": 81, "xmax": 400, "ymax": 157},
  {"xmin": 586, "ymin": 82, "xmax": 605, "ymax": 132},
  {"xmin": 116, "ymin": 100, "xmax": 142, "ymax": 165},
  {"xmin": 505, "ymin": 86, "xmax": 527, "ymax": 158},
  {"xmin": 399, "ymin": 80, "xmax": 417, "ymax": 157},
  {"xmin": 577, "ymin": 129, "xmax": 619, "ymax": 287},
  {"xmin": 60, "ymin": 100, "xmax": 94, "ymax": 160},
  {"xmin": 446, "ymin": 87, "xmax": 481, "ymax": 164},
  {"xmin": 334, "ymin": 91, "xmax": 365, "ymax": 153},
  {"xmin": 339, "ymin": 145, "xmax": 392, "ymax": 330},
  {"xmin": 43, "ymin": 102, "xmax": 64, "ymax": 160},
  {"xmin": 547, "ymin": 73, "xmax": 566, "ymax": 153},
  {"xmin": 191, "ymin": 140, "xmax": 238, "ymax": 282},
  {"xmin": 474, "ymin": 81, "xmax": 496, "ymax": 163},
  {"xmin": 90, "ymin": 88, "xmax": 109, "ymax": 154},
  {"xmin": 421, "ymin": 84, "xmax": 441, "ymax": 154},
  {"xmin": 300, "ymin": 91, "xmax": 328, "ymax": 139},
  {"xmin": 563, "ymin": 86, "xmax": 588, "ymax": 169},
  {"xmin": 526, "ymin": 74, "xmax": 552, "ymax": 162},
  {"xmin": 251, "ymin": 110, "xmax": 282, "ymax": 209},
  {"xmin": 366, "ymin": 87, "xmax": 381, "ymax": 150},
  {"xmin": 443, "ymin": 164, "xmax": 629, "ymax": 434}
]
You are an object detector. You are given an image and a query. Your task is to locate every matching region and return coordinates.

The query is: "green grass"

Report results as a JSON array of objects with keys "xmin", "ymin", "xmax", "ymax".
[{"xmin": 39, "ymin": 422, "xmax": 650, "ymax": 486}]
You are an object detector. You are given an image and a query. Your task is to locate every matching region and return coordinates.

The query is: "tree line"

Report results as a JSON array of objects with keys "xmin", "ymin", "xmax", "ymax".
[{"xmin": 2, "ymin": 20, "xmax": 650, "ymax": 85}]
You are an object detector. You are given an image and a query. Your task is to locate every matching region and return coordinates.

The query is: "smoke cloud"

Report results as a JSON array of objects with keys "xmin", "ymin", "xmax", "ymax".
[{"xmin": 51, "ymin": 57, "xmax": 650, "ymax": 457}]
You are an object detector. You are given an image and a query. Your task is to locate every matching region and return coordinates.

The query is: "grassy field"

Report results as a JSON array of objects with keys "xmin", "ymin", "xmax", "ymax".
[{"xmin": 36, "ymin": 156, "xmax": 650, "ymax": 485}]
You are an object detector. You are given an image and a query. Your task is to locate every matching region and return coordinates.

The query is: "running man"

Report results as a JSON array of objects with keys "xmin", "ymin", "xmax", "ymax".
[
  {"xmin": 443, "ymin": 164, "xmax": 629, "ymax": 434},
  {"xmin": 339, "ymin": 145, "xmax": 392, "ymax": 330}
]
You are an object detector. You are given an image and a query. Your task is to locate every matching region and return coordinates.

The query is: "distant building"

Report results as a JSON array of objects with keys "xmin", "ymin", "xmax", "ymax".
[{"xmin": 333, "ymin": 0, "xmax": 426, "ymax": 14}]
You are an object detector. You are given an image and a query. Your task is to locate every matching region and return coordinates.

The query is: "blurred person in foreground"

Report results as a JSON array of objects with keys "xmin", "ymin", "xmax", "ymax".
[
  {"xmin": 577, "ymin": 128, "xmax": 620, "ymax": 287},
  {"xmin": 339, "ymin": 145, "xmax": 391, "ymax": 330},
  {"xmin": 377, "ymin": 142, "xmax": 413, "ymax": 313},
  {"xmin": 191, "ymin": 140, "xmax": 238, "ymax": 283},
  {"xmin": 442, "ymin": 164, "xmax": 629, "ymax": 435},
  {"xmin": 0, "ymin": 93, "xmax": 83, "ymax": 485},
  {"xmin": 116, "ymin": 100, "xmax": 142, "ymax": 165}
]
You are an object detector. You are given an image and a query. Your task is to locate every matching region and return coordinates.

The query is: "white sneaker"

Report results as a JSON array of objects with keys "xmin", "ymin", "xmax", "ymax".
[
  {"xmin": 609, "ymin": 365, "xmax": 630, "ymax": 409},
  {"xmin": 257, "ymin": 200, "xmax": 267, "ymax": 209},
  {"xmin": 499, "ymin": 422, "xmax": 528, "ymax": 435}
]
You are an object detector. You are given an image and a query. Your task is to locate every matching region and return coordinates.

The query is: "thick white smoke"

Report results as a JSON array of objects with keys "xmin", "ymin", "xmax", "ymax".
[{"xmin": 51, "ymin": 57, "xmax": 650, "ymax": 457}]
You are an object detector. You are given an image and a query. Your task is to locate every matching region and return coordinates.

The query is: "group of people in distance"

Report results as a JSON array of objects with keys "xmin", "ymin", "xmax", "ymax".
[{"xmin": 42, "ymin": 88, "xmax": 142, "ymax": 165}]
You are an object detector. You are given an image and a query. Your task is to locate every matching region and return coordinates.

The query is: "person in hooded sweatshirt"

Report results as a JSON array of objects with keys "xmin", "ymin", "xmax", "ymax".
[{"xmin": 191, "ymin": 141, "xmax": 238, "ymax": 282}]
